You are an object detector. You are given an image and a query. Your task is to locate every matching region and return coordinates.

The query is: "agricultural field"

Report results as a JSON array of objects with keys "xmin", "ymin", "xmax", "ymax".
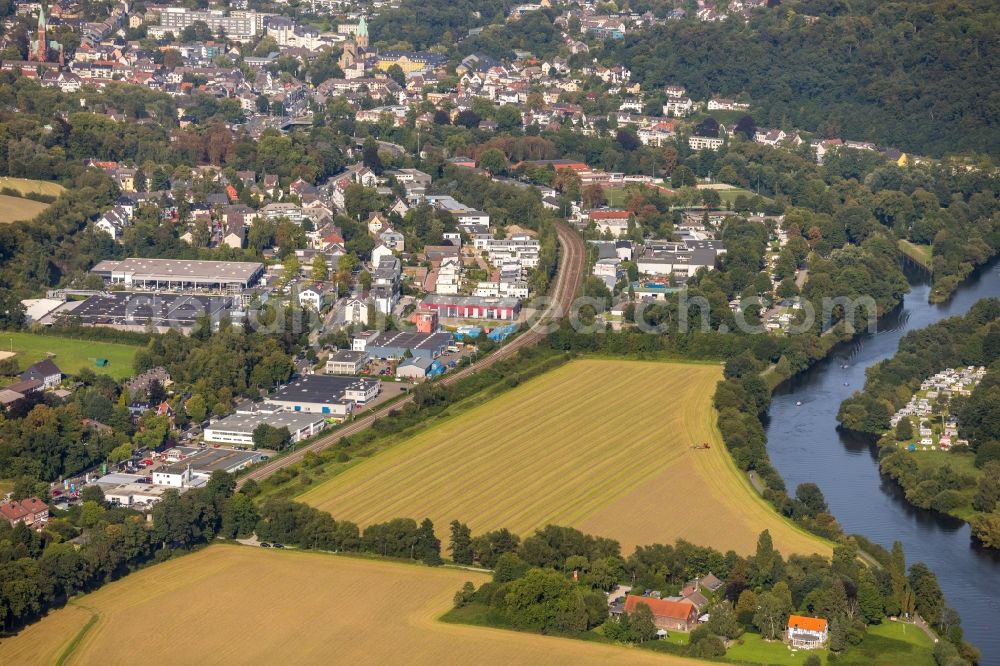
[
  {"xmin": 1, "ymin": 332, "xmax": 139, "ymax": 380},
  {"xmin": 0, "ymin": 545, "xmax": 695, "ymax": 665},
  {"xmin": 0, "ymin": 194, "xmax": 50, "ymax": 223},
  {"xmin": 0, "ymin": 177, "xmax": 65, "ymax": 223},
  {"xmin": 0, "ymin": 177, "xmax": 67, "ymax": 198},
  {"xmin": 300, "ymin": 360, "xmax": 829, "ymax": 556}
]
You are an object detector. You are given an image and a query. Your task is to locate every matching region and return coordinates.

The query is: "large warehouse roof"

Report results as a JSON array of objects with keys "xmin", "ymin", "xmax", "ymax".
[
  {"xmin": 368, "ymin": 331, "xmax": 453, "ymax": 352},
  {"xmin": 91, "ymin": 258, "xmax": 263, "ymax": 283}
]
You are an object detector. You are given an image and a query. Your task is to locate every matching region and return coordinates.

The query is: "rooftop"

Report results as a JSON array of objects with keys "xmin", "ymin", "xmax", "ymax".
[
  {"xmin": 207, "ymin": 411, "xmax": 327, "ymax": 435},
  {"xmin": 69, "ymin": 292, "xmax": 232, "ymax": 328},
  {"xmin": 271, "ymin": 375, "xmax": 379, "ymax": 403},
  {"xmin": 368, "ymin": 330, "xmax": 453, "ymax": 351},
  {"xmin": 91, "ymin": 258, "xmax": 263, "ymax": 283}
]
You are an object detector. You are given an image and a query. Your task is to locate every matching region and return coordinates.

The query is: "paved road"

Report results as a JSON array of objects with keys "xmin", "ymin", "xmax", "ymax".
[{"xmin": 236, "ymin": 221, "xmax": 585, "ymax": 489}]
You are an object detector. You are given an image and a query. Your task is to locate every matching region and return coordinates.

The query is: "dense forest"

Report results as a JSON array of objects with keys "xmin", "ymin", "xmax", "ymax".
[
  {"xmin": 600, "ymin": 0, "xmax": 999, "ymax": 157},
  {"xmin": 838, "ymin": 299, "xmax": 1000, "ymax": 548}
]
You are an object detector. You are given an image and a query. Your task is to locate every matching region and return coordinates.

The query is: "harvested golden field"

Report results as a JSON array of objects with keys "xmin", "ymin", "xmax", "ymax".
[
  {"xmin": 301, "ymin": 360, "xmax": 829, "ymax": 556},
  {"xmin": 0, "ymin": 545, "xmax": 697, "ymax": 665},
  {"xmin": 0, "ymin": 194, "xmax": 49, "ymax": 223},
  {"xmin": 0, "ymin": 176, "xmax": 66, "ymax": 198}
]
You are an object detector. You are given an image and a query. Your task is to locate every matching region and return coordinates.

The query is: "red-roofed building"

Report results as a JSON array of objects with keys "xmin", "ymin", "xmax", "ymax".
[
  {"xmin": 786, "ymin": 614, "xmax": 828, "ymax": 649},
  {"xmin": 589, "ymin": 209, "xmax": 631, "ymax": 221},
  {"xmin": 589, "ymin": 209, "xmax": 632, "ymax": 237},
  {"xmin": 623, "ymin": 595, "xmax": 697, "ymax": 631},
  {"xmin": 0, "ymin": 497, "xmax": 49, "ymax": 528}
]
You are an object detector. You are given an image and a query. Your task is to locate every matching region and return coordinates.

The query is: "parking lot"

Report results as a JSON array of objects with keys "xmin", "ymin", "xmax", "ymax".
[{"xmin": 359, "ymin": 379, "xmax": 415, "ymax": 410}]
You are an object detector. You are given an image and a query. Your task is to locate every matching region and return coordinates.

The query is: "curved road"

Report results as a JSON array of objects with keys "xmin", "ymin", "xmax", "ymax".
[{"xmin": 237, "ymin": 221, "xmax": 585, "ymax": 489}]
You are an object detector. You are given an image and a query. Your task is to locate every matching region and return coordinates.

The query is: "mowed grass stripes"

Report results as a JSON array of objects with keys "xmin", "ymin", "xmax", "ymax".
[{"xmin": 300, "ymin": 360, "xmax": 830, "ymax": 556}]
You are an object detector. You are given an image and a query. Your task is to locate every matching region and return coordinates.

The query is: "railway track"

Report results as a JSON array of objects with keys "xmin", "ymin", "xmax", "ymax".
[{"xmin": 236, "ymin": 221, "xmax": 585, "ymax": 489}]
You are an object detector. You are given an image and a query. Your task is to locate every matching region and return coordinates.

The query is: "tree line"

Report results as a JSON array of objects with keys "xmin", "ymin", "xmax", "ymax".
[
  {"xmin": 0, "ymin": 471, "xmax": 246, "ymax": 632},
  {"xmin": 446, "ymin": 521, "xmax": 976, "ymax": 663}
]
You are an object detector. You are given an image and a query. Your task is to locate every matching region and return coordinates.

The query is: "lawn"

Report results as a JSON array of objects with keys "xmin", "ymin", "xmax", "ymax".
[
  {"xmin": 1, "ymin": 331, "xmax": 139, "ymax": 380},
  {"xmin": 723, "ymin": 622, "xmax": 935, "ymax": 666},
  {"xmin": 696, "ymin": 183, "xmax": 772, "ymax": 206},
  {"xmin": 0, "ymin": 194, "xmax": 50, "ymax": 224},
  {"xmin": 0, "ymin": 545, "xmax": 694, "ymax": 665},
  {"xmin": 898, "ymin": 239, "xmax": 933, "ymax": 271},
  {"xmin": 835, "ymin": 622, "xmax": 936, "ymax": 666},
  {"xmin": 725, "ymin": 633, "xmax": 822, "ymax": 665},
  {"xmin": 299, "ymin": 359, "xmax": 830, "ymax": 556}
]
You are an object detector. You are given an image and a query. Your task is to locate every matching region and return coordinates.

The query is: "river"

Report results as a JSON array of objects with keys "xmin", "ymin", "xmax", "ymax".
[{"xmin": 765, "ymin": 259, "xmax": 1000, "ymax": 662}]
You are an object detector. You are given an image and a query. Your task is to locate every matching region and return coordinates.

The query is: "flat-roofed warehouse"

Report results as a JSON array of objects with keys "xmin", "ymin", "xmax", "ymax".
[
  {"xmin": 265, "ymin": 375, "xmax": 381, "ymax": 417},
  {"xmin": 90, "ymin": 258, "xmax": 264, "ymax": 291},
  {"xmin": 204, "ymin": 411, "xmax": 329, "ymax": 446},
  {"xmin": 365, "ymin": 331, "xmax": 453, "ymax": 359},
  {"xmin": 67, "ymin": 292, "xmax": 233, "ymax": 333}
]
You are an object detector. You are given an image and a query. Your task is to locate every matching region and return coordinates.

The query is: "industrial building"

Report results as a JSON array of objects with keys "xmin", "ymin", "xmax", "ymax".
[
  {"xmin": 67, "ymin": 292, "xmax": 234, "ymax": 334},
  {"xmin": 90, "ymin": 258, "xmax": 264, "ymax": 291},
  {"xmin": 96, "ymin": 447, "xmax": 262, "ymax": 506},
  {"xmin": 204, "ymin": 410, "xmax": 329, "ymax": 446},
  {"xmin": 266, "ymin": 375, "xmax": 381, "ymax": 417},
  {"xmin": 364, "ymin": 331, "xmax": 453, "ymax": 359},
  {"xmin": 325, "ymin": 349, "xmax": 368, "ymax": 375},
  {"xmin": 396, "ymin": 357, "xmax": 444, "ymax": 380},
  {"xmin": 421, "ymin": 295, "xmax": 521, "ymax": 321}
]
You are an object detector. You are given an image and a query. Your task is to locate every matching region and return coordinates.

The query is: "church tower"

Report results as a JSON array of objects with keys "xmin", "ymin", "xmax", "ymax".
[
  {"xmin": 356, "ymin": 15, "xmax": 368, "ymax": 50},
  {"xmin": 31, "ymin": 4, "xmax": 48, "ymax": 62}
]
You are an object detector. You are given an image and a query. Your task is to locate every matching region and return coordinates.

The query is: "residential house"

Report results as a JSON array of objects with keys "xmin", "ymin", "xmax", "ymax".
[
  {"xmin": 298, "ymin": 285, "xmax": 335, "ymax": 311},
  {"xmin": 786, "ymin": 615, "xmax": 828, "ymax": 650},
  {"xmin": 21, "ymin": 359, "xmax": 61, "ymax": 389},
  {"xmin": 689, "ymin": 134, "xmax": 724, "ymax": 151},
  {"xmin": 0, "ymin": 497, "xmax": 49, "ymax": 528},
  {"xmin": 590, "ymin": 209, "xmax": 631, "ymax": 237}
]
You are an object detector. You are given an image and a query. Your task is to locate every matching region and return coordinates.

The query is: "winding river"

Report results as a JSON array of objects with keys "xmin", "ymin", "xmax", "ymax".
[{"xmin": 764, "ymin": 259, "xmax": 1000, "ymax": 662}]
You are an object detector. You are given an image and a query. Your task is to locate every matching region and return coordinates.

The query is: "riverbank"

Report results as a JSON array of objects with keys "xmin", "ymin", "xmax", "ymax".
[
  {"xmin": 835, "ymin": 299, "xmax": 1000, "ymax": 550},
  {"xmin": 898, "ymin": 239, "xmax": 933, "ymax": 272},
  {"xmin": 764, "ymin": 259, "xmax": 1000, "ymax": 661}
]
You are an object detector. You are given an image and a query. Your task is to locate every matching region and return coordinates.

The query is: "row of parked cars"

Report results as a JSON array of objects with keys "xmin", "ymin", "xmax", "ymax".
[{"xmin": 259, "ymin": 542, "xmax": 284, "ymax": 548}]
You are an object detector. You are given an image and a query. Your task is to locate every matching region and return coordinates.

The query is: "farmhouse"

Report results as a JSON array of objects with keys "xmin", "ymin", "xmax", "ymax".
[
  {"xmin": 325, "ymin": 349, "xmax": 368, "ymax": 375},
  {"xmin": 204, "ymin": 410, "xmax": 329, "ymax": 446},
  {"xmin": 0, "ymin": 497, "xmax": 49, "ymax": 528},
  {"xmin": 622, "ymin": 595, "xmax": 698, "ymax": 632},
  {"xmin": 786, "ymin": 615, "xmax": 828, "ymax": 649},
  {"xmin": 267, "ymin": 375, "xmax": 381, "ymax": 416}
]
